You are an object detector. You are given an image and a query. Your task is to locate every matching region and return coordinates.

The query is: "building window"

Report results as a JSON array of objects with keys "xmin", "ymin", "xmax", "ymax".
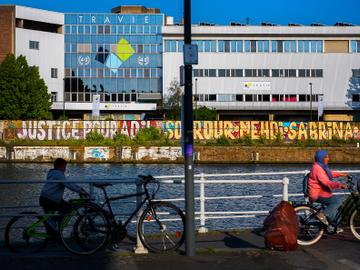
[
  {"xmin": 272, "ymin": 41, "xmax": 283, "ymax": 53},
  {"xmin": 236, "ymin": 94, "xmax": 243, "ymax": 101},
  {"xmin": 284, "ymin": 95, "xmax": 297, "ymax": 102},
  {"xmin": 245, "ymin": 94, "xmax": 253, "ymax": 102},
  {"xmin": 351, "ymin": 41, "xmax": 360, "ymax": 53},
  {"xmin": 50, "ymin": 92, "xmax": 57, "ymax": 102},
  {"xmin": 29, "ymin": 40, "xmax": 39, "ymax": 50},
  {"xmin": 272, "ymin": 94, "xmax": 284, "ymax": 102},
  {"xmin": 245, "ymin": 40, "xmax": 256, "ymax": 52},
  {"xmin": 51, "ymin": 68, "xmax": 58, "ymax": 78},
  {"xmin": 231, "ymin": 69, "xmax": 243, "ymax": 77},
  {"xmin": 257, "ymin": 40, "xmax": 270, "ymax": 52},
  {"xmin": 245, "ymin": 69, "xmax": 257, "ymax": 77},
  {"xmin": 262, "ymin": 94, "xmax": 270, "ymax": 102},
  {"xmin": 353, "ymin": 94, "xmax": 360, "ymax": 102},
  {"xmin": 352, "ymin": 69, "xmax": 360, "ymax": 77},
  {"xmin": 299, "ymin": 95, "xmax": 309, "ymax": 102},
  {"xmin": 205, "ymin": 94, "xmax": 216, "ymax": 101},
  {"xmin": 284, "ymin": 41, "xmax": 296, "ymax": 52},
  {"xmin": 209, "ymin": 69, "xmax": 217, "ymax": 77},
  {"xmin": 165, "ymin": 40, "xmax": 176, "ymax": 52}
]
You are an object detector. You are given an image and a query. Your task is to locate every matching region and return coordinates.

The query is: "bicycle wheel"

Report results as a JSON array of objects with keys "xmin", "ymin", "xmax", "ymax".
[
  {"xmin": 60, "ymin": 202, "xmax": 110, "ymax": 255},
  {"xmin": 349, "ymin": 208, "xmax": 360, "ymax": 240},
  {"xmin": 5, "ymin": 213, "xmax": 49, "ymax": 253},
  {"xmin": 294, "ymin": 205, "xmax": 324, "ymax": 246},
  {"xmin": 138, "ymin": 201, "xmax": 185, "ymax": 253}
]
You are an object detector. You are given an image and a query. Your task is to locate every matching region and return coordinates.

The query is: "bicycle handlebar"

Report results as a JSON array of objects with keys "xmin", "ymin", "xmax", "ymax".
[{"xmin": 137, "ymin": 174, "xmax": 160, "ymax": 199}]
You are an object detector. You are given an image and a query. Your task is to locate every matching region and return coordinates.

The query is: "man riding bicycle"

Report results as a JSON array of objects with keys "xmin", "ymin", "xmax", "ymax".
[
  {"xmin": 39, "ymin": 158, "xmax": 88, "ymax": 229},
  {"xmin": 308, "ymin": 150, "xmax": 348, "ymax": 226}
]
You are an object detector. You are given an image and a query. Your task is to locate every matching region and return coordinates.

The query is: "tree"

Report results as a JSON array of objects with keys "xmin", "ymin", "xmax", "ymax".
[
  {"xmin": 164, "ymin": 79, "xmax": 183, "ymax": 120},
  {"xmin": 0, "ymin": 54, "xmax": 52, "ymax": 119},
  {"xmin": 194, "ymin": 106, "xmax": 217, "ymax": 120}
]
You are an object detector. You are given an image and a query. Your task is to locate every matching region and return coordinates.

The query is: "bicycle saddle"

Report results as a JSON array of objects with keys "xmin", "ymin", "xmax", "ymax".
[{"xmin": 93, "ymin": 183, "xmax": 113, "ymax": 189}]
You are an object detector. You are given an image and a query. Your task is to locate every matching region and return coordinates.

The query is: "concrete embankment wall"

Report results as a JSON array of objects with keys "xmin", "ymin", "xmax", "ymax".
[{"xmin": 0, "ymin": 146, "xmax": 359, "ymax": 164}]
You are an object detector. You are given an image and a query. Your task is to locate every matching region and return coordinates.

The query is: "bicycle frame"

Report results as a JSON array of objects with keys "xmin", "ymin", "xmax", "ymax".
[{"xmin": 95, "ymin": 185, "xmax": 154, "ymax": 229}]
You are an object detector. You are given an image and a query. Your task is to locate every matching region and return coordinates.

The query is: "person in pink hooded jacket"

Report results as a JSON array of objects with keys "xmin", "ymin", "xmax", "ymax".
[{"xmin": 308, "ymin": 150, "xmax": 348, "ymax": 225}]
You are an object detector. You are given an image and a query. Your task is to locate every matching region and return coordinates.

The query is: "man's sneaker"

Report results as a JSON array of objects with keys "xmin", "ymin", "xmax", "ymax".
[
  {"xmin": 317, "ymin": 214, "xmax": 329, "ymax": 226},
  {"xmin": 336, "ymin": 228, "xmax": 344, "ymax": 234}
]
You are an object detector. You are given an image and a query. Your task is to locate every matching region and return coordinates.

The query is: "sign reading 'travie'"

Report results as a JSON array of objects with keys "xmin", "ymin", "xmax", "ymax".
[{"xmin": 243, "ymin": 82, "xmax": 271, "ymax": 91}]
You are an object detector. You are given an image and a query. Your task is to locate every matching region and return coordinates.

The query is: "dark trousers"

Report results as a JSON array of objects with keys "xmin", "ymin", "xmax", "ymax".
[{"xmin": 39, "ymin": 196, "xmax": 71, "ymax": 217}]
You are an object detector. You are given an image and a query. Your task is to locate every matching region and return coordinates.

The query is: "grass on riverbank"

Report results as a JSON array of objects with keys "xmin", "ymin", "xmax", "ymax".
[{"xmin": 0, "ymin": 128, "xmax": 359, "ymax": 148}]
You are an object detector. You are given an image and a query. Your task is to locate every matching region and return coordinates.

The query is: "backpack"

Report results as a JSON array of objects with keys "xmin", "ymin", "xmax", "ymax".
[
  {"xmin": 263, "ymin": 201, "xmax": 298, "ymax": 251},
  {"xmin": 302, "ymin": 172, "xmax": 310, "ymax": 197}
]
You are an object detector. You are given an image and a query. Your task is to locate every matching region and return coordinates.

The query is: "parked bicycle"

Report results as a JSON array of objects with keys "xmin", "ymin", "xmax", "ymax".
[
  {"xmin": 5, "ymin": 197, "xmax": 89, "ymax": 253},
  {"xmin": 294, "ymin": 175, "xmax": 360, "ymax": 246},
  {"xmin": 59, "ymin": 174, "xmax": 185, "ymax": 255}
]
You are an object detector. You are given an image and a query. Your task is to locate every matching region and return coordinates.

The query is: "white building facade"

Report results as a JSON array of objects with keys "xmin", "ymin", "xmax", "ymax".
[
  {"xmin": 163, "ymin": 25, "xmax": 360, "ymax": 120},
  {"xmin": 13, "ymin": 6, "xmax": 64, "ymax": 109}
]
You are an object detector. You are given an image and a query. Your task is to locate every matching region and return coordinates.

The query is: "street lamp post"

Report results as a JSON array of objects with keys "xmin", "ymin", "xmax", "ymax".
[
  {"xmin": 195, "ymin": 78, "xmax": 198, "ymax": 120},
  {"xmin": 309, "ymin": 82, "xmax": 313, "ymax": 122},
  {"xmin": 183, "ymin": 0, "xmax": 195, "ymax": 257}
]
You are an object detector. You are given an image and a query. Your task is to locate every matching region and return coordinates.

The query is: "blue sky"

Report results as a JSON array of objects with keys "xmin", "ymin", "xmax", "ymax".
[{"xmin": 1, "ymin": 0, "xmax": 359, "ymax": 26}]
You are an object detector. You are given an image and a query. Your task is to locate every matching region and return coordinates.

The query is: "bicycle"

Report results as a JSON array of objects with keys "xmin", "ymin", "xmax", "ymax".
[
  {"xmin": 294, "ymin": 175, "xmax": 360, "ymax": 246},
  {"xmin": 59, "ymin": 174, "xmax": 186, "ymax": 255},
  {"xmin": 4, "ymin": 197, "xmax": 89, "ymax": 253}
]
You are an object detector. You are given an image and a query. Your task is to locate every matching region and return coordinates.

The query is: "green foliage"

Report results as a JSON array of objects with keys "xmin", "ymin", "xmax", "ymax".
[
  {"xmin": 332, "ymin": 135, "xmax": 346, "ymax": 145},
  {"xmin": 258, "ymin": 134, "xmax": 267, "ymax": 144},
  {"xmin": 84, "ymin": 131, "xmax": 114, "ymax": 146},
  {"xmin": 164, "ymin": 79, "xmax": 182, "ymax": 120},
  {"xmin": 274, "ymin": 132, "xmax": 284, "ymax": 145},
  {"xmin": 294, "ymin": 138, "xmax": 305, "ymax": 147},
  {"xmin": 0, "ymin": 54, "xmax": 52, "ymax": 120},
  {"xmin": 57, "ymin": 114, "xmax": 68, "ymax": 121},
  {"xmin": 114, "ymin": 133, "xmax": 133, "ymax": 146},
  {"xmin": 216, "ymin": 135, "xmax": 231, "ymax": 145},
  {"xmin": 305, "ymin": 137, "xmax": 317, "ymax": 147},
  {"xmin": 134, "ymin": 127, "xmax": 164, "ymax": 145},
  {"xmin": 244, "ymin": 134, "xmax": 253, "ymax": 146},
  {"xmin": 194, "ymin": 106, "xmax": 217, "ymax": 120}
]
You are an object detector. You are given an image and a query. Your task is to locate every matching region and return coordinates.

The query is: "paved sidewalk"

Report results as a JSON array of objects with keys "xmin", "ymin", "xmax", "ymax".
[{"xmin": 1, "ymin": 229, "xmax": 359, "ymax": 270}]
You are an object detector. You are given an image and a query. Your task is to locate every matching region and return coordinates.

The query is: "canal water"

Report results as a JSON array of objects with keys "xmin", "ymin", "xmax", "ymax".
[{"xmin": 0, "ymin": 163, "xmax": 359, "ymax": 233}]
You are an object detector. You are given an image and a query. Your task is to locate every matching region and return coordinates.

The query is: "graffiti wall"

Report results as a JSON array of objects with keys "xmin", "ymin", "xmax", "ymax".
[{"xmin": 1, "ymin": 120, "xmax": 360, "ymax": 141}]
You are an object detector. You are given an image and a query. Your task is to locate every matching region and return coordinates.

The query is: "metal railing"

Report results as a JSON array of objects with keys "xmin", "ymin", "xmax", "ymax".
[{"xmin": 1, "ymin": 169, "xmax": 359, "ymax": 253}]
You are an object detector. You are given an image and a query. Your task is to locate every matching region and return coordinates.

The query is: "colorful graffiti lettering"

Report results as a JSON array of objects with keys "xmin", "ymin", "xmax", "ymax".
[{"xmin": 1, "ymin": 120, "xmax": 360, "ymax": 141}]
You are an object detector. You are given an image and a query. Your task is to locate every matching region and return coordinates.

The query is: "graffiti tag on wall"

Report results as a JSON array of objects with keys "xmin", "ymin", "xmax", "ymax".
[{"xmin": 1, "ymin": 120, "xmax": 360, "ymax": 141}]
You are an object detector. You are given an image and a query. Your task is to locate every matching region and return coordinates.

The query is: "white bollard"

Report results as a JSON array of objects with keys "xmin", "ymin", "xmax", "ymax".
[
  {"xmin": 198, "ymin": 173, "xmax": 208, "ymax": 233},
  {"xmin": 282, "ymin": 177, "xmax": 289, "ymax": 202},
  {"xmin": 134, "ymin": 181, "xmax": 148, "ymax": 254}
]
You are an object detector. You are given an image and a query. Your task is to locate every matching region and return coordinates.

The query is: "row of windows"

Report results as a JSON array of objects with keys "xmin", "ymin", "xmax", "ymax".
[
  {"xmin": 65, "ymin": 78, "xmax": 162, "ymax": 93},
  {"xmin": 195, "ymin": 94, "xmax": 320, "ymax": 102},
  {"xmin": 65, "ymin": 43, "xmax": 162, "ymax": 54},
  {"xmin": 65, "ymin": 14, "xmax": 163, "ymax": 25},
  {"xmin": 65, "ymin": 68, "xmax": 161, "ymax": 78},
  {"xmin": 65, "ymin": 34, "xmax": 162, "ymax": 44},
  {"xmin": 65, "ymin": 25, "xmax": 162, "ymax": 35},
  {"xmin": 165, "ymin": 40, "xmax": 324, "ymax": 53},
  {"xmin": 193, "ymin": 69, "xmax": 323, "ymax": 78},
  {"xmin": 65, "ymin": 92, "xmax": 140, "ymax": 103}
]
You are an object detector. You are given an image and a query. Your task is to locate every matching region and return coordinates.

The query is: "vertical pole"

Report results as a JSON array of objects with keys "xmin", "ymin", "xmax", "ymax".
[
  {"xmin": 198, "ymin": 173, "xmax": 208, "ymax": 233},
  {"xmin": 195, "ymin": 78, "xmax": 198, "ymax": 120},
  {"xmin": 309, "ymin": 82, "xmax": 313, "ymax": 122},
  {"xmin": 184, "ymin": 0, "xmax": 195, "ymax": 257},
  {"xmin": 282, "ymin": 177, "xmax": 289, "ymax": 202},
  {"xmin": 134, "ymin": 182, "xmax": 148, "ymax": 254},
  {"xmin": 89, "ymin": 182, "xmax": 94, "ymax": 199}
]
